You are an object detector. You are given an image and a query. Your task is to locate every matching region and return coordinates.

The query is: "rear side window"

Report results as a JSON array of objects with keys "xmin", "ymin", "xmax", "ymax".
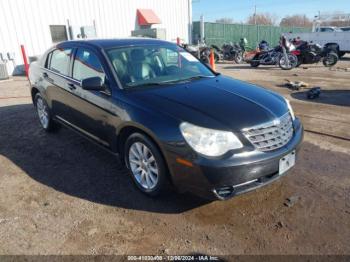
[
  {"xmin": 49, "ymin": 48, "xmax": 72, "ymax": 75},
  {"xmin": 73, "ymin": 49, "xmax": 105, "ymax": 81}
]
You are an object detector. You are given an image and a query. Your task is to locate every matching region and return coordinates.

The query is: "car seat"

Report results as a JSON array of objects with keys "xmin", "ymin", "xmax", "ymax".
[{"xmin": 129, "ymin": 49, "xmax": 156, "ymax": 82}]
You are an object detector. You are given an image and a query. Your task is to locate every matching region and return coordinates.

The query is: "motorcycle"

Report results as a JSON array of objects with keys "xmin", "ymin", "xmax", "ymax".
[
  {"xmin": 250, "ymin": 38, "xmax": 298, "ymax": 70},
  {"xmin": 291, "ymin": 41, "xmax": 338, "ymax": 67},
  {"xmin": 221, "ymin": 42, "xmax": 244, "ymax": 64},
  {"xmin": 181, "ymin": 44, "xmax": 220, "ymax": 64},
  {"xmin": 181, "ymin": 44, "xmax": 200, "ymax": 58},
  {"xmin": 200, "ymin": 45, "xmax": 220, "ymax": 63}
]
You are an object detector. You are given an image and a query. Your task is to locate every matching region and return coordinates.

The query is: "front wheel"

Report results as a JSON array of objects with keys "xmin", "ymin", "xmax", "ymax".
[
  {"xmin": 279, "ymin": 54, "xmax": 298, "ymax": 70},
  {"xmin": 323, "ymin": 52, "xmax": 338, "ymax": 67},
  {"xmin": 125, "ymin": 133, "xmax": 170, "ymax": 197}
]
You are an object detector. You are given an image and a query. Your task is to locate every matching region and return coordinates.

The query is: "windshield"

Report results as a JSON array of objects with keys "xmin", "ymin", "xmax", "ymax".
[{"xmin": 106, "ymin": 44, "xmax": 215, "ymax": 88}]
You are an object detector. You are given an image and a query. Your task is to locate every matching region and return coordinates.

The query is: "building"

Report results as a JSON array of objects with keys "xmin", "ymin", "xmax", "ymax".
[{"xmin": 0, "ymin": 0, "xmax": 192, "ymax": 76}]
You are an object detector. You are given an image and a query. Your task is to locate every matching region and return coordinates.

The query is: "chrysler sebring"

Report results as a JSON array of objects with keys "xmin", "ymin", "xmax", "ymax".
[{"xmin": 29, "ymin": 39, "xmax": 303, "ymax": 200}]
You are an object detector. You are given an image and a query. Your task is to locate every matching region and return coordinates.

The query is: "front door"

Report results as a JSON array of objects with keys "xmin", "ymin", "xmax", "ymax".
[{"xmin": 66, "ymin": 47, "xmax": 115, "ymax": 147}]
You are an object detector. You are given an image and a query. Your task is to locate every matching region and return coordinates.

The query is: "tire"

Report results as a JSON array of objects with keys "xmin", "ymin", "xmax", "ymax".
[
  {"xmin": 234, "ymin": 52, "xmax": 244, "ymax": 64},
  {"xmin": 34, "ymin": 93, "xmax": 59, "ymax": 132},
  {"xmin": 250, "ymin": 61, "xmax": 260, "ymax": 67},
  {"xmin": 323, "ymin": 52, "xmax": 338, "ymax": 67},
  {"xmin": 279, "ymin": 54, "xmax": 298, "ymax": 70},
  {"xmin": 124, "ymin": 133, "xmax": 170, "ymax": 197},
  {"xmin": 214, "ymin": 53, "xmax": 220, "ymax": 63}
]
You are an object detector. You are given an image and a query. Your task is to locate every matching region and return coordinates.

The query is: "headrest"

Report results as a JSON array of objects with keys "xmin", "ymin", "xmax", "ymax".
[{"xmin": 130, "ymin": 49, "xmax": 145, "ymax": 62}]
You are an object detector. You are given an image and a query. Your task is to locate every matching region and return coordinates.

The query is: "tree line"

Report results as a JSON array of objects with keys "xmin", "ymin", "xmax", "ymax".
[{"xmin": 215, "ymin": 12, "xmax": 350, "ymax": 27}]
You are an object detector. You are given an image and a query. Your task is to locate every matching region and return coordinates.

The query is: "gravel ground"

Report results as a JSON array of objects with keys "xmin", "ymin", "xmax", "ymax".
[{"xmin": 0, "ymin": 57, "xmax": 349, "ymax": 256}]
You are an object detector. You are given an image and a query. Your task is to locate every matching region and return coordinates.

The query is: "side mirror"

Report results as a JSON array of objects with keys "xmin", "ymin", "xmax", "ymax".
[{"xmin": 81, "ymin": 77, "xmax": 104, "ymax": 91}]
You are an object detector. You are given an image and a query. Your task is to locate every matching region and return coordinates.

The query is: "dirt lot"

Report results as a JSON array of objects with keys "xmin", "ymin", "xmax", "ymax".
[{"xmin": 0, "ymin": 58, "xmax": 349, "ymax": 256}]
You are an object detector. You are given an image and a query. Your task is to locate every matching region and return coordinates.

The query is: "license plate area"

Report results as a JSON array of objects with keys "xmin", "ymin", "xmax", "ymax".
[{"xmin": 279, "ymin": 150, "xmax": 296, "ymax": 175}]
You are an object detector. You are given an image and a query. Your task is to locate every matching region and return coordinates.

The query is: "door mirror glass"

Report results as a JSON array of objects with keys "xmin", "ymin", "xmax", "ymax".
[{"xmin": 81, "ymin": 77, "xmax": 104, "ymax": 91}]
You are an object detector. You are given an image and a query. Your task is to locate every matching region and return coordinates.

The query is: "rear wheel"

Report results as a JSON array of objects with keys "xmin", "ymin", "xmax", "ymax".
[
  {"xmin": 125, "ymin": 133, "xmax": 170, "ymax": 196},
  {"xmin": 234, "ymin": 52, "xmax": 244, "ymax": 64},
  {"xmin": 214, "ymin": 53, "xmax": 220, "ymax": 63},
  {"xmin": 34, "ymin": 93, "xmax": 59, "ymax": 132},
  {"xmin": 323, "ymin": 52, "xmax": 338, "ymax": 67}
]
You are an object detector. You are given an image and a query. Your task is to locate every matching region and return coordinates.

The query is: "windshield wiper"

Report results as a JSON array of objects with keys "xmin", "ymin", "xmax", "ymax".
[
  {"xmin": 126, "ymin": 82, "xmax": 170, "ymax": 88},
  {"xmin": 183, "ymin": 75, "xmax": 214, "ymax": 81},
  {"xmin": 125, "ymin": 75, "xmax": 214, "ymax": 88},
  {"xmin": 165, "ymin": 75, "xmax": 214, "ymax": 84}
]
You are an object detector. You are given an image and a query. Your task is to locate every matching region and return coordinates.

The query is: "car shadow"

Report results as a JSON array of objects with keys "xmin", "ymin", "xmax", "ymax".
[
  {"xmin": 290, "ymin": 89, "xmax": 350, "ymax": 107},
  {"xmin": 0, "ymin": 104, "xmax": 210, "ymax": 214}
]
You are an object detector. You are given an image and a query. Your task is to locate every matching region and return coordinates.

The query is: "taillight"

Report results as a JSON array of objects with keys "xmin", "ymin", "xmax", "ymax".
[{"xmin": 292, "ymin": 50, "xmax": 301, "ymax": 55}]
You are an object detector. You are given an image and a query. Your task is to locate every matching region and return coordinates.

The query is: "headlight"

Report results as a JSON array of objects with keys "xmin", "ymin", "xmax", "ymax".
[
  {"xmin": 285, "ymin": 99, "xmax": 295, "ymax": 120},
  {"xmin": 179, "ymin": 122, "xmax": 243, "ymax": 157}
]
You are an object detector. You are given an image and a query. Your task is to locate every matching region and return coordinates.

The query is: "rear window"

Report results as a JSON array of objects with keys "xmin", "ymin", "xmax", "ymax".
[{"xmin": 49, "ymin": 48, "xmax": 72, "ymax": 75}]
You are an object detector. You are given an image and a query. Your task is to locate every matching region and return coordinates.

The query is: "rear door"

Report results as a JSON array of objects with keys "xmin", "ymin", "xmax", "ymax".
[{"xmin": 43, "ymin": 47, "xmax": 75, "ymax": 122}]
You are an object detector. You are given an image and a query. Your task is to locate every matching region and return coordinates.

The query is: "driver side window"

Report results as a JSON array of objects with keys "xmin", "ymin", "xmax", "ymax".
[{"xmin": 73, "ymin": 49, "xmax": 105, "ymax": 81}]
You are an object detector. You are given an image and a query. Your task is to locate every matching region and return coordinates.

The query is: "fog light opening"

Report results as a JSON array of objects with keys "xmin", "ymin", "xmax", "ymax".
[{"xmin": 213, "ymin": 186, "xmax": 235, "ymax": 199}]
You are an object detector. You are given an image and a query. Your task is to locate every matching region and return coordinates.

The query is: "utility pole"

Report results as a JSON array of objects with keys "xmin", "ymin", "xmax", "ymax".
[
  {"xmin": 254, "ymin": 5, "xmax": 257, "ymax": 25},
  {"xmin": 188, "ymin": 0, "xmax": 192, "ymax": 44},
  {"xmin": 200, "ymin": 14, "xmax": 205, "ymax": 45}
]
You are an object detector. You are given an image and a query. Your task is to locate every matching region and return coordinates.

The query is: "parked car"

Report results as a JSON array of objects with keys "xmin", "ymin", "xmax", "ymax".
[{"xmin": 29, "ymin": 38, "xmax": 303, "ymax": 200}]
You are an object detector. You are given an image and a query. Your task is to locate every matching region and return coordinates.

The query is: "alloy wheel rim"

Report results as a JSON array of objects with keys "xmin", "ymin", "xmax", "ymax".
[
  {"xmin": 36, "ymin": 97, "xmax": 49, "ymax": 128},
  {"xmin": 280, "ymin": 55, "xmax": 296, "ymax": 69},
  {"xmin": 129, "ymin": 142, "xmax": 159, "ymax": 190}
]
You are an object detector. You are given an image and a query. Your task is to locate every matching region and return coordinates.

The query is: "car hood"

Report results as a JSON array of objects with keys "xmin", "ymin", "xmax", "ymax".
[{"xmin": 126, "ymin": 76, "xmax": 288, "ymax": 131}]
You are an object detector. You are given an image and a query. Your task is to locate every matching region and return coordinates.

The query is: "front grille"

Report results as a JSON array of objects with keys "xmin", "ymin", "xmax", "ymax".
[{"xmin": 242, "ymin": 113, "xmax": 294, "ymax": 152}]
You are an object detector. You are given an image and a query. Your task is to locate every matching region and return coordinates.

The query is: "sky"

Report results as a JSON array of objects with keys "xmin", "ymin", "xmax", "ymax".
[{"xmin": 192, "ymin": 0, "xmax": 350, "ymax": 23}]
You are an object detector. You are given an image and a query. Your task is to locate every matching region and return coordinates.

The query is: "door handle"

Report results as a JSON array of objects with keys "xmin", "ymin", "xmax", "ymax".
[
  {"xmin": 42, "ymin": 72, "xmax": 53, "ymax": 83},
  {"xmin": 67, "ymin": 83, "xmax": 76, "ymax": 90}
]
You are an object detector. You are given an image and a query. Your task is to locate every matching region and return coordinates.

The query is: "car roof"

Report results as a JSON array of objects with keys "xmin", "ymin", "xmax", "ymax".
[{"xmin": 57, "ymin": 38, "xmax": 175, "ymax": 50}]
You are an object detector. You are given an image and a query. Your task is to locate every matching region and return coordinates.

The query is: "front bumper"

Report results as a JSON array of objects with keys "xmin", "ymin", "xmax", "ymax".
[{"xmin": 164, "ymin": 118, "xmax": 304, "ymax": 200}]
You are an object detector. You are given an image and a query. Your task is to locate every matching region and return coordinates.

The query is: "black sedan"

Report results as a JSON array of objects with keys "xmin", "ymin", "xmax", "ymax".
[{"xmin": 29, "ymin": 38, "xmax": 303, "ymax": 200}]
